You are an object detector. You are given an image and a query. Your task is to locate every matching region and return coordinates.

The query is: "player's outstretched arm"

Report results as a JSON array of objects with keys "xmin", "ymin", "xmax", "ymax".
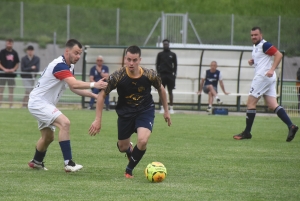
[
  {"xmin": 157, "ymin": 84, "xmax": 172, "ymax": 126},
  {"xmin": 89, "ymin": 90, "xmax": 106, "ymax": 136},
  {"xmin": 64, "ymin": 77, "xmax": 107, "ymax": 90},
  {"xmin": 69, "ymin": 87, "xmax": 97, "ymax": 98}
]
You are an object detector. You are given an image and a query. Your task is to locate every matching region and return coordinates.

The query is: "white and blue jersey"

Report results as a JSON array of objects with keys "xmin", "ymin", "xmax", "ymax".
[
  {"xmin": 252, "ymin": 39, "xmax": 278, "ymax": 76},
  {"xmin": 29, "ymin": 55, "xmax": 74, "ymax": 105},
  {"xmin": 249, "ymin": 39, "xmax": 278, "ymax": 98}
]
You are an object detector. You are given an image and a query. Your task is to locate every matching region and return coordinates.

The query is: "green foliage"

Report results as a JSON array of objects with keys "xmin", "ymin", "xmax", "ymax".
[{"xmin": 0, "ymin": 109, "xmax": 300, "ymax": 200}]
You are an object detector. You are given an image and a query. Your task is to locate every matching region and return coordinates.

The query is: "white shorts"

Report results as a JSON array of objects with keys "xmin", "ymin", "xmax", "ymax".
[
  {"xmin": 28, "ymin": 99, "xmax": 62, "ymax": 131},
  {"xmin": 249, "ymin": 74, "xmax": 277, "ymax": 98}
]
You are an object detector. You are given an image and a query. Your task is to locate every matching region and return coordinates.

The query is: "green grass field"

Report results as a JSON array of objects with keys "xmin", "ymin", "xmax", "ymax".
[{"xmin": 0, "ymin": 109, "xmax": 300, "ymax": 201}]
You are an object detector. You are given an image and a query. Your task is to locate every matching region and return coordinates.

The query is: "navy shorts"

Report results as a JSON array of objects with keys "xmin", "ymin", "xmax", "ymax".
[{"xmin": 117, "ymin": 107, "xmax": 155, "ymax": 140}]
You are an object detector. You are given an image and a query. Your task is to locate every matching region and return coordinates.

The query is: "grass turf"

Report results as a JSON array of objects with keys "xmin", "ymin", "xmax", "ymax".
[{"xmin": 0, "ymin": 109, "xmax": 299, "ymax": 201}]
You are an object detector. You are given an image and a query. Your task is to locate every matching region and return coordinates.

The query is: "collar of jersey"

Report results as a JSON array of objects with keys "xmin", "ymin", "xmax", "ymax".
[{"xmin": 125, "ymin": 66, "xmax": 143, "ymax": 79}]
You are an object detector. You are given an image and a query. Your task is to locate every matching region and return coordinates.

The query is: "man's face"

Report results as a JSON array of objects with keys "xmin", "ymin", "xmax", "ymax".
[
  {"xmin": 27, "ymin": 49, "xmax": 34, "ymax": 57},
  {"xmin": 6, "ymin": 41, "xmax": 13, "ymax": 51},
  {"xmin": 210, "ymin": 62, "xmax": 217, "ymax": 72},
  {"xmin": 163, "ymin": 41, "xmax": 169, "ymax": 50},
  {"xmin": 96, "ymin": 57, "xmax": 103, "ymax": 66},
  {"xmin": 251, "ymin": 29, "xmax": 262, "ymax": 44},
  {"xmin": 124, "ymin": 52, "xmax": 141, "ymax": 72},
  {"xmin": 67, "ymin": 45, "xmax": 82, "ymax": 64}
]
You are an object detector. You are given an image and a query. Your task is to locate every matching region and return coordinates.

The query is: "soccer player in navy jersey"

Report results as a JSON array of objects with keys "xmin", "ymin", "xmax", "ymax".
[
  {"xmin": 233, "ymin": 27, "xmax": 298, "ymax": 141},
  {"xmin": 89, "ymin": 45, "xmax": 172, "ymax": 178},
  {"xmin": 28, "ymin": 39, "xmax": 107, "ymax": 172},
  {"xmin": 197, "ymin": 61, "xmax": 229, "ymax": 113}
]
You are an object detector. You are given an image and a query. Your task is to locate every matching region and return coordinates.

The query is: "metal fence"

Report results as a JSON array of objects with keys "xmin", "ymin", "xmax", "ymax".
[
  {"xmin": 0, "ymin": 76, "xmax": 299, "ymax": 116},
  {"xmin": 0, "ymin": 2, "xmax": 300, "ymax": 55}
]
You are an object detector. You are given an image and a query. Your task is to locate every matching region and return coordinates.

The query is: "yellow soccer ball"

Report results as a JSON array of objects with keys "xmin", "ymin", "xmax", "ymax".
[{"xmin": 145, "ymin": 162, "xmax": 167, "ymax": 182}]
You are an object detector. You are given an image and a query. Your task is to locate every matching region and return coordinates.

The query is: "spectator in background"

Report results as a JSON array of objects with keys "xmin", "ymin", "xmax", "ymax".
[
  {"xmin": 0, "ymin": 38, "xmax": 20, "ymax": 108},
  {"xmin": 197, "ymin": 61, "xmax": 229, "ymax": 113},
  {"xmin": 156, "ymin": 39, "xmax": 177, "ymax": 114},
  {"xmin": 21, "ymin": 45, "xmax": 40, "ymax": 108},
  {"xmin": 88, "ymin": 55, "xmax": 110, "ymax": 110}
]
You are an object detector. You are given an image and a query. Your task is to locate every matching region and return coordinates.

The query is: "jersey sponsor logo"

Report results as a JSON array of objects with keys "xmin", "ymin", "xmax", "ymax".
[{"xmin": 169, "ymin": 55, "xmax": 173, "ymax": 58}]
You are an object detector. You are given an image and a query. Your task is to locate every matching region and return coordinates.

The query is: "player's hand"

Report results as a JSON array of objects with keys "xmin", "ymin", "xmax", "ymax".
[
  {"xmin": 95, "ymin": 78, "xmax": 108, "ymax": 89},
  {"xmin": 88, "ymin": 120, "xmax": 101, "ymax": 136},
  {"xmin": 265, "ymin": 69, "xmax": 274, "ymax": 78},
  {"xmin": 197, "ymin": 91, "xmax": 202, "ymax": 95},
  {"xmin": 224, "ymin": 92, "xmax": 230, "ymax": 95},
  {"xmin": 248, "ymin": 59, "xmax": 254, "ymax": 66},
  {"xmin": 164, "ymin": 112, "xmax": 172, "ymax": 127}
]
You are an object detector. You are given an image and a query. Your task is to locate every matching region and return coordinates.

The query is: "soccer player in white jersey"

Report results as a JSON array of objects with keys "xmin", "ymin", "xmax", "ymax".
[
  {"xmin": 233, "ymin": 27, "xmax": 298, "ymax": 142},
  {"xmin": 27, "ymin": 39, "xmax": 107, "ymax": 172}
]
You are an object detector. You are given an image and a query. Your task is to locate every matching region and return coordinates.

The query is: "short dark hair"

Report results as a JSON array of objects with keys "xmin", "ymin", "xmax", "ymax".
[
  {"xmin": 65, "ymin": 39, "xmax": 82, "ymax": 49},
  {"xmin": 126, "ymin": 45, "xmax": 141, "ymax": 56},
  {"xmin": 6, "ymin": 38, "xmax": 13, "ymax": 43},
  {"xmin": 162, "ymin": 39, "xmax": 170, "ymax": 43},
  {"xmin": 251, "ymin": 26, "xmax": 262, "ymax": 33},
  {"xmin": 27, "ymin": 45, "xmax": 34, "ymax": 50}
]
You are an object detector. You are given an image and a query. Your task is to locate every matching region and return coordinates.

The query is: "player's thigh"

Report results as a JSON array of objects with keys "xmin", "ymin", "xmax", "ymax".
[
  {"xmin": 28, "ymin": 99, "xmax": 62, "ymax": 131},
  {"xmin": 203, "ymin": 85, "xmax": 209, "ymax": 94},
  {"xmin": 247, "ymin": 95, "xmax": 260, "ymax": 109},
  {"xmin": 117, "ymin": 116, "xmax": 136, "ymax": 140},
  {"xmin": 264, "ymin": 95, "xmax": 278, "ymax": 110},
  {"xmin": 136, "ymin": 108, "xmax": 155, "ymax": 142},
  {"xmin": 249, "ymin": 75, "xmax": 273, "ymax": 98}
]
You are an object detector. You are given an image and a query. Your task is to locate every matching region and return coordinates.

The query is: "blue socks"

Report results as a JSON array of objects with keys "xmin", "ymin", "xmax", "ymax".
[
  {"xmin": 33, "ymin": 148, "xmax": 47, "ymax": 163},
  {"xmin": 245, "ymin": 109, "xmax": 256, "ymax": 133},
  {"xmin": 274, "ymin": 106, "xmax": 293, "ymax": 128},
  {"xmin": 59, "ymin": 140, "xmax": 72, "ymax": 163}
]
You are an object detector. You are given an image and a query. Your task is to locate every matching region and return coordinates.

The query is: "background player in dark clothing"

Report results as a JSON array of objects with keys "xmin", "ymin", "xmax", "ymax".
[
  {"xmin": 89, "ymin": 45, "xmax": 171, "ymax": 178},
  {"xmin": 197, "ymin": 61, "xmax": 229, "ymax": 113},
  {"xmin": 156, "ymin": 39, "xmax": 177, "ymax": 114},
  {"xmin": 0, "ymin": 38, "xmax": 20, "ymax": 108}
]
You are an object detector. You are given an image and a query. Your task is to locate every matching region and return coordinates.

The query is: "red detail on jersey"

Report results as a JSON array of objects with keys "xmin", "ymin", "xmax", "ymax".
[
  {"xmin": 265, "ymin": 46, "xmax": 277, "ymax": 56},
  {"xmin": 54, "ymin": 70, "xmax": 74, "ymax": 80}
]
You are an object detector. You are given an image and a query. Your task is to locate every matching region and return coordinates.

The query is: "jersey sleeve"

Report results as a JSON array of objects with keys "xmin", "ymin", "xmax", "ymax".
[
  {"xmin": 263, "ymin": 42, "xmax": 278, "ymax": 56},
  {"xmin": 149, "ymin": 69, "xmax": 162, "ymax": 89},
  {"xmin": 201, "ymin": 71, "xmax": 206, "ymax": 79},
  {"xmin": 104, "ymin": 67, "xmax": 122, "ymax": 95},
  {"xmin": 52, "ymin": 63, "xmax": 74, "ymax": 80},
  {"xmin": 219, "ymin": 71, "xmax": 223, "ymax": 80}
]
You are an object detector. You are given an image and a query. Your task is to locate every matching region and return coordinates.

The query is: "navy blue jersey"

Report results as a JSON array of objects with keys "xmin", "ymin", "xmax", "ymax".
[
  {"xmin": 204, "ymin": 69, "xmax": 220, "ymax": 88},
  {"xmin": 89, "ymin": 65, "xmax": 109, "ymax": 82},
  {"xmin": 105, "ymin": 66, "xmax": 161, "ymax": 118}
]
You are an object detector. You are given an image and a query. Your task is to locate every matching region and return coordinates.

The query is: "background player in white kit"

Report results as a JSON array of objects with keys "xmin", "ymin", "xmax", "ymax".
[
  {"xmin": 28, "ymin": 39, "xmax": 107, "ymax": 172},
  {"xmin": 233, "ymin": 27, "xmax": 298, "ymax": 142}
]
